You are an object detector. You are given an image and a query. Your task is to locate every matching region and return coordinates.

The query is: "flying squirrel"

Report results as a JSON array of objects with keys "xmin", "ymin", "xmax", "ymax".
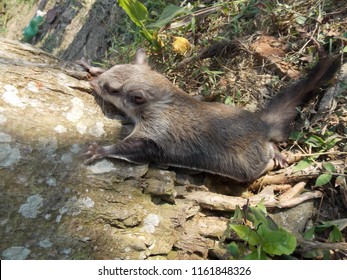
[{"xmin": 79, "ymin": 49, "xmax": 341, "ymax": 182}]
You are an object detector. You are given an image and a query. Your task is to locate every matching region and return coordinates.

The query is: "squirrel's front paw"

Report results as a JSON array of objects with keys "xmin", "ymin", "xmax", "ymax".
[
  {"xmin": 83, "ymin": 143, "xmax": 106, "ymax": 164},
  {"xmin": 75, "ymin": 60, "xmax": 105, "ymax": 76}
]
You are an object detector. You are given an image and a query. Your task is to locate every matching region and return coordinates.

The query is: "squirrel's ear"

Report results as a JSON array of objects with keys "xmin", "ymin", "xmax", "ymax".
[{"xmin": 132, "ymin": 48, "xmax": 148, "ymax": 65}]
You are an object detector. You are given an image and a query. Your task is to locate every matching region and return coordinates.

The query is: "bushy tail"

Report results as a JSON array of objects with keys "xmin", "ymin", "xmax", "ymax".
[{"xmin": 260, "ymin": 55, "xmax": 341, "ymax": 142}]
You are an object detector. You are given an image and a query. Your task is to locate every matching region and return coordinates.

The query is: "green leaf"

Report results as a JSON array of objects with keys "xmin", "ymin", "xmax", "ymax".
[
  {"xmin": 265, "ymin": 216, "xmax": 279, "ymax": 231},
  {"xmin": 289, "ymin": 131, "xmax": 305, "ymax": 141},
  {"xmin": 227, "ymin": 242, "xmax": 239, "ymax": 257},
  {"xmin": 231, "ymin": 205, "xmax": 244, "ymax": 220},
  {"xmin": 315, "ymin": 173, "xmax": 332, "ymax": 186},
  {"xmin": 305, "ymin": 135, "xmax": 324, "ymax": 148},
  {"xmin": 321, "ymin": 219, "xmax": 347, "ymax": 231},
  {"xmin": 292, "ymin": 159, "xmax": 313, "ymax": 172},
  {"xmin": 302, "ymin": 220, "xmax": 345, "ymax": 243},
  {"xmin": 343, "ymin": 46, "xmax": 347, "ymax": 53},
  {"xmin": 118, "ymin": 0, "xmax": 149, "ymax": 27},
  {"xmin": 322, "ymin": 162, "xmax": 336, "ymax": 173},
  {"xmin": 324, "ymin": 135, "xmax": 342, "ymax": 149},
  {"xmin": 303, "ymin": 249, "xmax": 330, "ymax": 259},
  {"xmin": 148, "ymin": 4, "xmax": 188, "ymax": 29},
  {"xmin": 230, "ymin": 224, "xmax": 260, "ymax": 246},
  {"xmin": 243, "ymin": 249, "xmax": 268, "ymax": 260},
  {"xmin": 295, "ymin": 15, "xmax": 307, "ymax": 25},
  {"xmin": 303, "ymin": 227, "xmax": 316, "ymax": 240},
  {"xmin": 139, "ymin": 28, "xmax": 153, "ymax": 43},
  {"xmin": 328, "ymin": 226, "xmax": 343, "ymax": 242},
  {"xmin": 256, "ymin": 200, "xmax": 267, "ymax": 214},
  {"xmin": 310, "ymin": 223, "xmax": 336, "ymax": 232},
  {"xmin": 247, "ymin": 206, "xmax": 277, "ymax": 233},
  {"xmin": 255, "ymin": 223, "xmax": 273, "ymax": 238},
  {"xmin": 262, "ymin": 230, "xmax": 297, "ymax": 255}
]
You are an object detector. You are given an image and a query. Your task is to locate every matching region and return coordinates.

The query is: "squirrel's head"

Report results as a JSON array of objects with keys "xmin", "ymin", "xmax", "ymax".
[{"xmin": 91, "ymin": 49, "xmax": 174, "ymax": 122}]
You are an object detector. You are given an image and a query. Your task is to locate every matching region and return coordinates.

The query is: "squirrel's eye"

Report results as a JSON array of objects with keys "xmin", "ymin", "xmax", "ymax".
[
  {"xmin": 132, "ymin": 95, "xmax": 146, "ymax": 105},
  {"xmin": 109, "ymin": 89, "xmax": 119, "ymax": 95}
]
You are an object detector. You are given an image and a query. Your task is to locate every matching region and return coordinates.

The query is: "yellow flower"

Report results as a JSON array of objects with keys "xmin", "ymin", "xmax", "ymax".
[{"xmin": 172, "ymin": 36, "xmax": 191, "ymax": 55}]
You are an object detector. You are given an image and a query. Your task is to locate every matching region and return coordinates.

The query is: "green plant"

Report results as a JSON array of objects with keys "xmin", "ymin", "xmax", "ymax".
[
  {"xmin": 315, "ymin": 162, "xmax": 338, "ymax": 186},
  {"xmin": 226, "ymin": 202, "xmax": 297, "ymax": 260},
  {"xmin": 228, "ymin": 0, "xmax": 260, "ymax": 36},
  {"xmin": 224, "ymin": 90, "xmax": 243, "ymax": 106},
  {"xmin": 304, "ymin": 219, "xmax": 346, "ymax": 242},
  {"xmin": 289, "ymin": 130, "xmax": 344, "ymax": 186},
  {"xmin": 303, "ymin": 219, "xmax": 346, "ymax": 259},
  {"xmin": 118, "ymin": 0, "xmax": 189, "ymax": 51}
]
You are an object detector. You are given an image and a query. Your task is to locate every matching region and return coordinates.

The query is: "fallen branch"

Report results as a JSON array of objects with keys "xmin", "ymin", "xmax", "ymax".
[
  {"xmin": 248, "ymin": 159, "xmax": 345, "ymax": 191},
  {"xmin": 185, "ymin": 182, "xmax": 323, "ymax": 211},
  {"xmin": 297, "ymin": 236, "xmax": 347, "ymax": 253}
]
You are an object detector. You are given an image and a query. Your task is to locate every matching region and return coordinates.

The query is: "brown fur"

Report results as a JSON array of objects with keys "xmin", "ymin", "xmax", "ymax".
[{"xmin": 81, "ymin": 49, "xmax": 341, "ymax": 182}]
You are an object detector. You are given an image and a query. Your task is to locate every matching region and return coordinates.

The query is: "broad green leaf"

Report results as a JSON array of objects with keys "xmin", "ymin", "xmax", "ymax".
[
  {"xmin": 256, "ymin": 223, "xmax": 272, "ymax": 238},
  {"xmin": 243, "ymin": 249, "xmax": 268, "ymax": 260},
  {"xmin": 247, "ymin": 206, "xmax": 277, "ymax": 233},
  {"xmin": 148, "ymin": 4, "xmax": 188, "ymax": 29},
  {"xmin": 315, "ymin": 173, "xmax": 332, "ymax": 186},
  {"xmin": 262, "ymin": 230, "xmax": 297, "ymax": 255},
  {"xmin": 230, "ymin": 224, "xmax": 260, "ymax": 246},
  {"xmin": 343, "ymin": 46, "xmax": 347, "ymax": 53},
  {"xmin": 227, "ymin": 241, "xmax": 239, "ymax": 257},
  {"xmin": 328, "ymin": 226, "xmax": 343, "ymax": 242},
  {"xmin": 118, "ymin": 0, "xmax": 148, "ymax": 27},
  {"xmin": 322, "ymin": 162, "xmax": 336, "ymax": 173},
  {"xmin": 243, "ymin": 250, "xmax": 258, "ymax": 260},
  {"xmin": 292, "ymin": 159, "xmax": 313, "ymax": 172}
]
